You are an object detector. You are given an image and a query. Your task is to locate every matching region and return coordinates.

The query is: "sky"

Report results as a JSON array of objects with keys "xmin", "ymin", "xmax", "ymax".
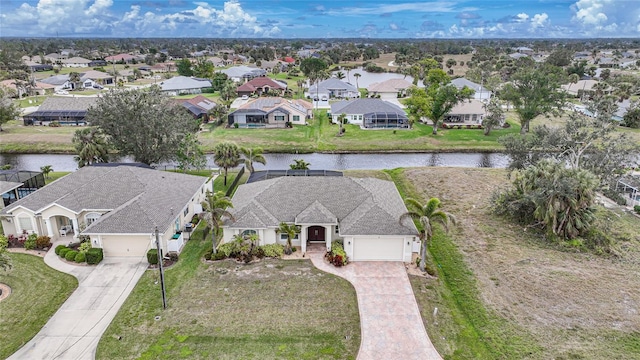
[{"xmin": 1, "ymin": 0, "xmax": 639, "ymax": 38}]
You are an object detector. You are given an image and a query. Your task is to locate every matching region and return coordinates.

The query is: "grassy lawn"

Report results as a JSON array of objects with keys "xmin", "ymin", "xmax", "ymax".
[
  {"xmin": 0, "ymin": 120, "xmax": 78, "ymax": 153},
  {"xmin": 97, "ymin": 224, "xmax": 361, "ymax": 360},
  {"xmin": 387, "ymin": 167, "xmax": 640, "ymax": 359},
  {"xmin": 45, "ymin": 171, "xmax": 71, "ymax": 184},
  {"xmin": 0, "ymin": 253, "xmax": 78, "ymax": 359}
]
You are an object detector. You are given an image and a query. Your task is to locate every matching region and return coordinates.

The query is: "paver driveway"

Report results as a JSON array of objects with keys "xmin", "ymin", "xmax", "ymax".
[
  {"xmin": 309, "ymin": 252, "xmax": 442, "ymax": 360},
  {"xmin": 9, "ymin": 241, "xmax": 147, "ymax": 360}
]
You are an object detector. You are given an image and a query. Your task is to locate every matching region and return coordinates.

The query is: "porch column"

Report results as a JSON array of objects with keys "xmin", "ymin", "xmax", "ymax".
[
  {"xmin": 71, "ymin": 218, "xmax": 79, "ymax": 236},
  {"xmin": 325, "ymin": 225, "xmax": 331, "ymax": 252},
  {"xmin": 44, "ymin": 218, "xmax": 54, "ymax": 237},
  {"xmin": 300, "ymin": 226, "xmax": 307, "ymax": 254}
]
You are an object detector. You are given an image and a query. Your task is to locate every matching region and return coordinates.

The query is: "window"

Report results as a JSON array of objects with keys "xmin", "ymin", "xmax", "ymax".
[
  {"xmin": 280, "ymin": 233, "xmax": 299, "ymax": 241},
  {"xmin": 18, "ymin": 216, "xmax": 34, "ymax": 232},
  {"xmin": 274, "ymin": 115, "xmax": 285, "ymax": 121},
  {"xmin": 85, "ymin": 213, "xmax": 101, "ymax": 226},
  {"xmin": 293, "ymin": 115, "xmax": 300, "ymax": 122},
  {"xmin": 241, "ymin": 230, "xmax": 257, "ymax": 237},
  {"xmin": 183, "ymin": 206, "xmax": 189, "ymax": 217}
]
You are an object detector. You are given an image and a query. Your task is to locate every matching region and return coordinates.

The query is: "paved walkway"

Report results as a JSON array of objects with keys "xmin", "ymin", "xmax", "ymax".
[
  {"xmin": 9, "ymin": 241, "xmax": 147, "ymax": 360},
  {"xmin": 308, "ymin": 252, "xmax": 442, "ymax": 360}
]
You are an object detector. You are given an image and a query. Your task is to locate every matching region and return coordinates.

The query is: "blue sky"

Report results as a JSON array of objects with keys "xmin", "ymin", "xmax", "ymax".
[{"xmin": 1, "ymin": 0, "xmax": 639, "ymax": 38}]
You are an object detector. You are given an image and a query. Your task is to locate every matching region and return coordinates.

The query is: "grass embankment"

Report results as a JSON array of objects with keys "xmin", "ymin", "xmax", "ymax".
[
  {"xmin": 0, "ymin": 253, "xmax": 78, "ymax": 359},
  {"xmin": 388, "ymin": 167, "xmax": 640, "ymax": 359},
  {"xmin": 97, "ymin": 223, "xmax": 360, "ymax": 360}
]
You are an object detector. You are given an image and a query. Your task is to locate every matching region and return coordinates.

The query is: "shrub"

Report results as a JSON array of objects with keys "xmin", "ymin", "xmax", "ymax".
[
  {"xmin": 211, "ymin": 251, "xmax": 226, "ymax": 261},
  {"xmin": 85, "ymin": 248, "xmax": 103, "ymax": 265},
  {"xmin": 218, "ymin": 241, "xmax": 240, "ymax": 258},
  {"xmin": 78, "ymin": 242, "xmax": 91, "ymax": 254},
  {"xmin": 261, "ymin": 244, "xmax": 284, "ymax": 258},
  {"xmin": 0, "ymin": 235, "xmax": 7, "ymax": 251},
  {"xmin": 168, "ymin": 252, "xmax": 179, "ymax": 262},
  {"xmin": 634, "ymin": 205, "xmax": 640, "ymax": 214},
  {"xmin": 58, "ymin": 247, "xmax": 70, "ymax": 258},
  {"xmin": 65, "ymin": 250, "xmax": 78, "ymax": 261},
  {"xmin": 36, "ymin": 235, "xmax": 52, "ymax": 249},
  {"xmin": 326, "ymin": 241, "xmax": 348, "ymax": 267},
  {"xmin": 602, "ymin": 189, "xmax": 627, "ymax": 206},
  {"xmin": 24, "ymin": 233, "xmax": 38, "ymax": 250},
  {"xmin": 55, "ymin": 244, "xmax": 67, "ymax": 255},
  {"xmin": 147, "ymin": 249, "xmax": 159, "ymax": 265},
  {"xmin": 74, "ymin": 252, "xmax": 86, "ymax": 263},
  {"xmin": 203, "ymin": 248, "xmax": 213, "ymax": 260}
]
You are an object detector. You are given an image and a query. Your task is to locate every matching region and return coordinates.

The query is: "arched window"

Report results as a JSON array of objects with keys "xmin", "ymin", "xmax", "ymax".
[
  {"xmin": 241, "ymin": 229, "xmax": 257, "ymax": 237},
  {"xmin": 85, "ymin": 212, "xmax": 101, "ymax": 226}
]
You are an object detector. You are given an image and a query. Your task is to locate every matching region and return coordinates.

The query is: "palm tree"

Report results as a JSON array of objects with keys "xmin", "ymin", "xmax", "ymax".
[
  {"xmin": 353, "ymin": 73, "xmax": 361, "ymax": 89},
  {"xmin": 200, "ymin": 190, "xmax": 234, "ymax": 254},
  {"xmin": 40, "ymin": 165, "xmax": 53, "ymax": 179},
  {"xmin": 72, "ymin": 128, "xmax": 110, "ymax": 167},
  {"xmin": 69, "ymin": 72, "xmax": 81, "ymax": 90},
  {"xmin": 240, "ymin": 147, "xmax": 266, "ymax": 173},
  {"xmin": 335, "ymin": 71, "xmax": 346, "ymax": 80},
  {"xmin": 213, "ymin": 142, "xmax": 241, "ymax": 186},
  {"xmin": 337, "ymin": 113, "xmax": 347, "ymax": 135},
  {"xmin": 290, "ymin": 159, "xmax": 310, "ymax": 170},
  {"xmin": 278, "ymin": 222, "xmax": 300, "ymax": 254},
  {"xmin": 400, "ymin": 197, "xmax": 456, "ymax": 273}
]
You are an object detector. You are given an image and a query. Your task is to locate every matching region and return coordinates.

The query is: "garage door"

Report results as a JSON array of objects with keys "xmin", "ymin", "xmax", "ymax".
[
  {"xmin": 352, "ymin": 237, "xmax": 404, "ymax": 261},
  {"xmin": 101, "ymin": 236, "xmax": 151, "ymax": 257}
]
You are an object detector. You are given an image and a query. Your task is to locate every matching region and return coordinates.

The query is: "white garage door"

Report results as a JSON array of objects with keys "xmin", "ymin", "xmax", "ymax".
[
  {"xmin": 352, "ymin": 237, "xmax": 404, "ymax": 261},
  {"xmin": 101, "ymin": 236, "xmax": 150, "ymax": 257}
]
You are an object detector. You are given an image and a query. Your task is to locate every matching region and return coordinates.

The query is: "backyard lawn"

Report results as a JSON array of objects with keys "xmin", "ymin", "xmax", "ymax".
[
  {"xmin": 0, "ymin": 253, "xmax": 78, "ymax": 359},
  {"xmin": 97, "ymin": 224, "xmax": 361, "ymax": 360}
]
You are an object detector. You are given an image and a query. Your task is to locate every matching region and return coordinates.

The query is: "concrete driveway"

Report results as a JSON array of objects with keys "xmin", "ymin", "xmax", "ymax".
[
  {"xmin": 309, "ymin": 253, "xmax": 442, "ymax": 360},
  {"xmin": 9, "ymin": 242, "xmax": 147, "ymax": 360}
]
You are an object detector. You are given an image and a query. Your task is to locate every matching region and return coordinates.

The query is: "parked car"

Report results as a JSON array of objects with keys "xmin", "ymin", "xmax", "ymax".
[
  {"xmin": 55, "ymin": 90, "xmax": 69, "ymax": 95},
  {"xmin": 93, "ymin": 84, "xmax": 104, "ymax": 89},
  {"xmin": 241, "ymin": 95, "xmax": 249, "ymax": 100}
]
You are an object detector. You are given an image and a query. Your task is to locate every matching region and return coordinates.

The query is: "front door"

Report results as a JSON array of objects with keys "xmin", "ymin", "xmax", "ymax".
[{"xmin": 308, "ymin": 226, "xmax": 325, "ymax": 242}]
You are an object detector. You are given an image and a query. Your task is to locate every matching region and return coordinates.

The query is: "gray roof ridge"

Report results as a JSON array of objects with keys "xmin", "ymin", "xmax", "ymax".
[
  {"xmin": 296, "ymin": 199, "xmax": 337, "ymax": 224},
  {"xmin": 82, "ymin": 192, "xmax": 147, "ymax": 233}
]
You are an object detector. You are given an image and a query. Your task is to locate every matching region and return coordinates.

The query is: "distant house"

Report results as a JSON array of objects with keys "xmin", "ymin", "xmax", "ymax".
[
  {"xmin": 508, "ymin": 52, "xmax": 529, "ymax": 60},
  {"xmin": 0, "ymin": 170, "xmax": 46, "ymax": 209},
  {"xmin": 88, "ymin": 60, "xmax": 108, "ymax": 67},
  {"xmin": 80, "ymin": 70, "xmax": 114, "ymax": 87},
  {"xmin": 159, "ymin": 76, "xmax": 212, "ymax": 96},
  {"xmin": 367, "ymin": 79, "xmax": 412, "ymax": 100},
  {"xmin": 219, "ymin": 66, "xmax": 267, "ymax": 82},
  {"xmin": 228, "ymin": 97, "xmax": 312, "ymax": 128},
  {"xmin": 61, "ymin": 57, "xmax": 92, "ymax": 68},
  {"xmin": 1, "ymin": 79, "xmax": 56, "ymax": 97},
  {"xmin": 236, "ymin": 77, "xmax": 287, "ymax": 97},
  {"xmin": 443, "ymin": 99, "xmax": 487, "ymax": 125},
  {"xmin": 282, "ymin": 56, "xmax": 296, "ymax": 64},
  {"xmin": 451, "ymin": 78, "xmax": 491, "ymax": 101},
  {"xmin": 515, "ymin": 46, "xmax": 534, "ymax": 55},
  {"xmin": 23, "ymin": 97, "xmax": 97, "ymax": 126},
  {"xmin": 27, "ymin": 63, "xmax": 54, "ymax": 72},
  {"xmin": 561, "ymin": 79, "xmax": 609, "ymax": 97},
  {"xmin": 177, "ymin": 95, "xmax": 217, "ymax": 121},
  {"xmin": 330, "ymin": 98, "xmax": 409, "ymax": 129},
  {"xmin": 39, "ymin": 75, "xmax": 73, "ymax": 91},
  {"xmin": 105, "ymin": 53, "xmax": 136, "ymax": 63},
  {"xmin": 44, "ymin": 53, "xmax": 66, "ymax": 63},
  {"xmin": 306, "ymin": 78, "xmax": 359, "ymax": 100}
]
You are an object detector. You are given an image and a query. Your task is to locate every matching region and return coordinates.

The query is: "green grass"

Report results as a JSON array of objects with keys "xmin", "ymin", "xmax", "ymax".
[
  {"xmin": 384, "ymin": 168, "xmax": 541, "ymax": 359},
  {"xmin": 45, "ymin": 171, "xmax": 71, "ymax": 184},
  {"xmin": 96, "ymin": 223, "xmax": 360, "ymax": 359},
  {"xmin": 0, "ymin": 253, "xmax": 78, "ymax": 359}
]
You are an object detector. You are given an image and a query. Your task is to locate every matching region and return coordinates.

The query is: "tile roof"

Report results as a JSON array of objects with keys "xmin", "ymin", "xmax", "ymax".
[
  {"xmin": 1, "ymin": 166, "xmax": 208, "ymax": 235},
  {"xmin": 331, "ymin": 98, "xmax": 405, "ymax": 115},
  {"xmin": 367, "ymin": 78, "xmax": 412, "ymax": 92},
  {"xmin": 225, "ymin": 177, "xmax": 417, "ymax": 236},
  {"xmin": 236, "ymin": 77, "xmax": 286, "ymax": 92}
]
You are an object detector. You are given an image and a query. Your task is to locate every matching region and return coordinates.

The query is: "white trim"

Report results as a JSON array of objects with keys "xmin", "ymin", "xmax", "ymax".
[{"xmin": 36, "ymin": 202, "xmax": 79, "ymax": 215}]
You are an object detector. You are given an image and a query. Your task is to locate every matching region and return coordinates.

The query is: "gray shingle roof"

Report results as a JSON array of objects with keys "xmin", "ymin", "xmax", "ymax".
[
  {"xmin": 160, "ymin": 76, "xmax": 212, "ymax": 91},
  {"xmin": 309, "ymin": 78, "xmax": 357, "ymax": 93},
  {"xmin": 40, "ymin": 75, "xmax": 70, "ymax": 85},
  {"xmin": 36, "ymin": 96, "xmax": 98, "ymax": 112},
  {"xmin": 451, "ymin": 78, "xmax": 488, "ymax": 93},
  {"xmin": 331, "ymin": 98, "xmax": 405, "ymax": 115},
  {"xmin": 1, "ymin": 166, "xmax": 208, "ymax": 235},
  {"xmin": 225, "ymin": 177, "xmax": 417, "ymax": 236}
]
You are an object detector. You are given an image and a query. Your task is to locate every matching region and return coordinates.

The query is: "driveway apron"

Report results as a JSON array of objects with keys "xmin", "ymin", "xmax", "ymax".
[
  {"xmin": 9, "ymin": 241, "xmax": 147, "ymax": 360},
  {"xmin": 309, "ymin": 252, "xmax": 442, "ymax": 360}
]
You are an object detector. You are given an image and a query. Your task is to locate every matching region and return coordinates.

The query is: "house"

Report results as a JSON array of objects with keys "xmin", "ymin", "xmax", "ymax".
[
  {"xmin": 616, "ymin": 174, "xmax": 640, "ymax": 207},
  {"xmin": 508, "ymin": 52, "xmax": 529, "ymax": 59},
  {"xmin": 44, "ymin": 53, "xmax": 66, "ymax": 63},
  {"xmin": 23, "ymin": 97, "xmax": 97, "ymax": 126},
  {"xmin": 236, "ymin": 77, "xmax": 287, "ymax": 97},
  {"xmin": 80, "ymin": 70, "xmax": 114, "ymax": 86},
  {"xmin": 219, "ymin": 66, "xmax": 267, "ymax": 82},
  {"xmin": 159, "ymin": 76, "xmax": 212, "ymax": 96},
  {"xmin": 330, "ymin": 98, "xmax": 409, "ymax": 129},
  {"xmin": 39, "ymin": 75, "xmax": 73, "ymax": 91},
  {"xmin": 451, "ymin": 78, "xmax": 491, "ymax": 101},
  {"xmin": 0, "ymin": 165, "xmax": 212, "ymax": 258},
  {"xmin": 228, "ymin": 97, "xmax": 312, "ymax": 128},
  {"xmin": 0, "ymin": 170, "xmax": 46, "ymax": 209},
  {"xmin": 61, "ymin": 57, "xmax": 92, "ymax": 68},
  {"xmin": 306, "ymin": 78, "xmax": 360, "ymax": 100},
  {"xmin": 88, "ymin": 60, "xmax": 108, "ymax": 67},
  {"xmin": 367, "ymin": 79, "xmax": 412, "ymax": 100},
  {"xmin": 515, "ymin": 46, "xmax": 534, "ymax": 55},
  {"xmin": 27, "ymin": 63, "xmax": 54, "ymax": 72},
  {"xmin": 105, "ymin": 53, "xmax": 137, "ymax": 63},
  {"xmin": 178, "ymin": 95, "xmax": 217, "ymax": 120},
  {"xmin": 561, "ymin": 79, "xmax": 608, "ymax": 97},
  {"xmin": 222, "ymin": 176, "xmax": 419, "ymax": 261},
  {"xmin": 443, "ymin": 99, "xmax": 487, "ymax": 125}
]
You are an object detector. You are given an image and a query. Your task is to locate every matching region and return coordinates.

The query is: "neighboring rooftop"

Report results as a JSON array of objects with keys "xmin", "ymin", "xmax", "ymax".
[
  {"xmin": 331, "ymin": 98, "xmax": 404, "ymax": 115},
  {"xmin": 160, "ymin": 76, "xmax": 212, "ymax": 91},
  {"xmin": 367, "ymin": 78, "xmax": 412, "ymax": 93}
]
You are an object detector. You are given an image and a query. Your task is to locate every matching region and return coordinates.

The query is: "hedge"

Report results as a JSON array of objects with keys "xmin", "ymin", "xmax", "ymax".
[
  {"xmin": 85, "ymin": 248, "xmax": 103, "ymax": 265},
  {"xmin": 74, "ymin": 252, "xmax": 86, "ymax": 263},
  {"xmin": 55, "ymin": 244, "xmax": 67, "ymax": 255},
  {"xmin": 65, "ymin": 250, "xmax": 78, "ymax": 261},
  {"xmin": 147, "ymin": 249, "xmax": 159, "ymax": 265}
]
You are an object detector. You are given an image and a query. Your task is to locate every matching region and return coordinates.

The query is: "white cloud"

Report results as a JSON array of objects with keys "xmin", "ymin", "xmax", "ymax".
[
  {"xmin": 571, "ymin": 0, "xmax": 639, "ymax": 36},
  {"xmin": 531, "ymin": 13, "xmax": 549, "ymax": 29},
  {"xmin": 516, "ymin": 13, "xmax": 529, "ymax": 22},
  {"xmin": 573, "ymin": 0, "xmax": 609, "ymax": 25}
]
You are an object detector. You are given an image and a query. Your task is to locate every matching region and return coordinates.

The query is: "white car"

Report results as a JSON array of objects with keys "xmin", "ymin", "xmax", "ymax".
[
  {"xmin": 55, "ymin": 90, "xmax": 69, "ymax": 95},
  {"xmin": 241, "ymin": 95, "xmax": 249, "ymax": 100}
]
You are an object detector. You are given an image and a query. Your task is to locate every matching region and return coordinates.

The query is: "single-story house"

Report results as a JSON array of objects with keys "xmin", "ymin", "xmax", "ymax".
[
  {"xmin": 219, "ymin": 66, "xmax": 267, "ymax": 82},
  {"xmin": 105, "ymin": 53, "xmax": 137, "ymax": 63},
  {"xmin": 443, "ymin": 99, "xmax": 487, "ymax": 125},
  {"xmin": 89, "ymin": 60, "xmax": 108, "ymax": 67},
  {"xmin": 0, "ymin": 170, "xmax": 45, "ymax": 209},
  {"xmin": 330, "ymin": 98, "xmax": 409, "ymax": 129},
  {"xmin": 515, "ymin": 46, "xmax": 534, "ymax": 55},
  {"xmin": 222, "ymin": 176, "xmax": 419, "ymax": 262},
  {"xmin": 61, "ymin": 57, "xmax": 92, "ymax": 68},
  {"xmin": 0, "ymin": 165, "xmax": 213, "ymax": 257},
  {"xmin": 616, "ymin": 175, "xmax": 640, "ymax": 207},
  {"xmin": 508, "ymin": 52, "xmax": 529, "ymax": 59},
  {"xmin": 27, "ymin": 63, "xmax": 54, "ymax": 72},
  {"xmin": 367, "ymin": 79, "xmax": 412, "ymax": 100},
  {"xmin": 228, "ymin": 97, "xmax": 312, "ymax": 128},
  {"xmin": 160, "ymin": 76, "xmax": 212, "ymax": 96},
  {"xmin": 44, "ymin": 53, "xmax": 66, "ymax": 62},
  {"xmin": 0, "ymin": 79, "xmax": 56, "ymax": 97},
  {"xmin": 80, "ymin": 70, "xmax": 114, "ymax": 86},
  {"xmin": 306, "ymin": 78, "xmax": 359, "ymax": 100},
  {"xmin": 23, "ymin": 97, "xmax": 97, "ymax": 126},
  {"xmin": 561, "ymin": 79, "xmax": 610, "ymax": 97},
  {"xmin": 451, "ymin": 78, "xmax": 491, "ymax": 101},
  {"xmin": 178, "ymin": 95, "xmax": 217, "ymax": 120},
  {"xmin": 39, "ymin": 75, "xmax": 73, "ymax": 92},
  {"xmin": 236, "ymin": 77, "xmax": 287, "ymax": 97}
]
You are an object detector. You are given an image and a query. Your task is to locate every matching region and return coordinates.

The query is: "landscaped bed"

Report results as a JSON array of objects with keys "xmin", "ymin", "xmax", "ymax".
[
  {"xmin": 0, "ymin": 253, "xmax": 77, "ymax": 359},
  {"xmin": 97, "ymin": 225, "xmax": 361, "ymax": 360}
]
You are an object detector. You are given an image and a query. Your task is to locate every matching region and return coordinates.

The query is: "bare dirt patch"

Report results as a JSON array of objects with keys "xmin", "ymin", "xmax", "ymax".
[
  {"xmin": 0, "ymin": 283, "xmax": 11, "ymax": 302},
  {"xmin": 404, "ymin": 167, "xmax": 640, "ymax": 358}
]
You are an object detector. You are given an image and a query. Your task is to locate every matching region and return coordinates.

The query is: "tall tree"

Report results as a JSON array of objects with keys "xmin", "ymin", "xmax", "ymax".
[
  {"xmin": 353, "ymin": 73, "xmax": 361, "ymax": 88},
  {"xmin": 87, "ymin": 87, "xmax": 197, "ymax": 165},
  {"xmin": 240, "ymin": 147, "xmax": 266, "ymax": 173},
  {"xmin": 213, "ymin": 142, "xmax": 241, "ymax": 186},
  {"xmin": 69, "ymin": 72, "xmax": 82, "ymax": 90},
  {"xmin": 400, "ymin": 197, "xmax": 456, "ymax": 272},
  {"xmin": 300, "ymin": 58, "xmax": 328, "ymax": 83},
  {"xmin": 176, "ymin": 133, "xmax": 206, "ymax": 173},
  {"xmin": 501, "ymin": 65, "xmax": 566, "ymax": 134},
  {"xmin": 72, "ymin": 127, "xmax": 110, "ymax": 167},
  {"xmin": 176, "ymin": 58, "xmax": 193, "ymax": 76},
  {"xmin": 0, "ymin": 234, "xmax": 12, "ymax": 271},
  {"xmin": 200, "ymin": 191, "xmax": 234, "ymax": 254},
  {"xmin": 277, "ymin": 222, "xmax": 300, "ymax": 255},
  {"xmin": 0, "ymin": 87, "xmax": 20, "ymax": 131},
  {"xmin": 481, "ymin": 97, "xmax": 504, "ymax": 136},
  {"xmin": 192, "ymin": 57, "xmax": 214, "ymax": 79}
]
